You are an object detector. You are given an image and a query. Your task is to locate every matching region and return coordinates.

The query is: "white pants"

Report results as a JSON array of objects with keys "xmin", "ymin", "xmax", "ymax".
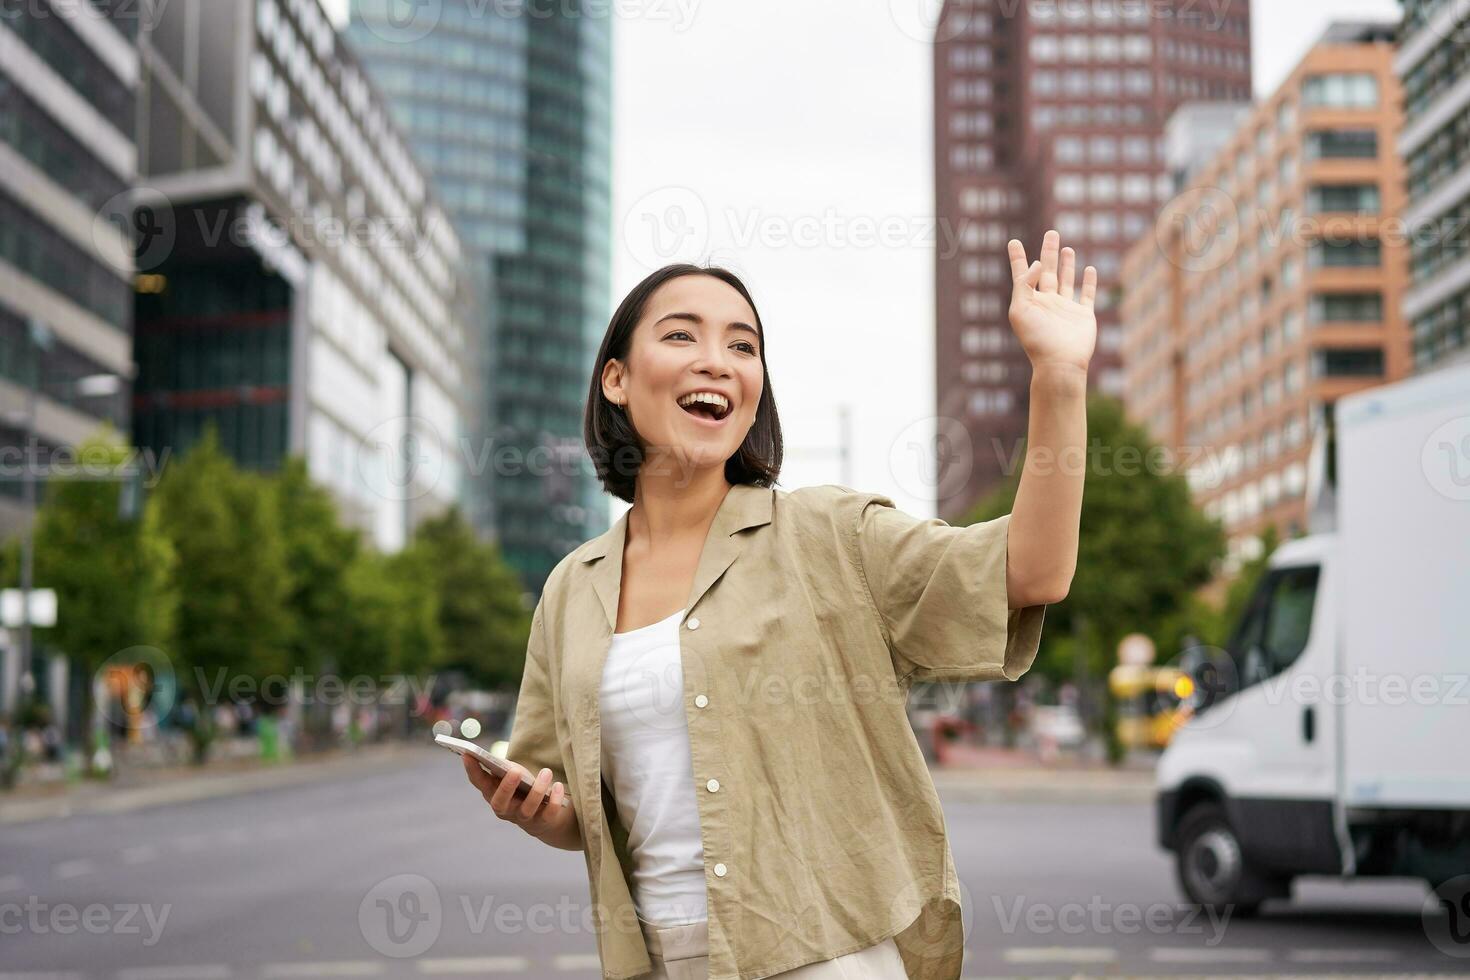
[{"xmin": 636, "ymin": 916, "xmax": 908, "ymax": 980}]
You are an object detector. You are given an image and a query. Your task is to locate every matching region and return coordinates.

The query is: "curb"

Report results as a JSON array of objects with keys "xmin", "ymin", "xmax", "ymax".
[
  {"xmin": 0, "ymin": 742, "xmax": 428, "ymax": 826},
  {"xmin": 930, "ymin": 766, "xmax": 1156, "ymax": 805}
]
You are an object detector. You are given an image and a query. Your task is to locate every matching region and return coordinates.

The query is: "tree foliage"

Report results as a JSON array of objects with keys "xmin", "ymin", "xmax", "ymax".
[{"xmin": 969, "ymin": 394, "xmax": 1226, "ymax": 682}]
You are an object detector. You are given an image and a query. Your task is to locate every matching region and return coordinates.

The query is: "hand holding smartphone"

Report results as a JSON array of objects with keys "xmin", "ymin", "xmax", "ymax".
[{"xmin": 436, "ymin": 733, "xmax": 570, "ymax": 809}]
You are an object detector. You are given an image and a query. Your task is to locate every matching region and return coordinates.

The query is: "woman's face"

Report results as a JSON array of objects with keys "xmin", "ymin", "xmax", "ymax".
[{"xmin": 603, "ymin": 275, "xmax": 765, "ymax": 476}]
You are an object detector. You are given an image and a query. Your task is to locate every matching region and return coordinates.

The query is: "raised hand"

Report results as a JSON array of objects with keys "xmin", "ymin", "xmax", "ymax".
[{"xmin": 1006, "ymin": 230, "xmax": 1098, "ymax": 375}]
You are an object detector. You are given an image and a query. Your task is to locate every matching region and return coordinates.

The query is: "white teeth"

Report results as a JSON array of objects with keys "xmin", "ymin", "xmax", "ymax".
[{"xmin": 677, "ymin": 392, "xmax": 730, "ymax": 416}]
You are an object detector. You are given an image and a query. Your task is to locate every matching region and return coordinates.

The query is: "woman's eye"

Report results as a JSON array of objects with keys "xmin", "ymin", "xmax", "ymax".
[{"xmin": 735, "ymin": 342, "xmax": 758, "ymax": 355}]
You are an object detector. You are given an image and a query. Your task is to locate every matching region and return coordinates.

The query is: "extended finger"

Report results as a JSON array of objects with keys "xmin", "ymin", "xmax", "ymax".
[
  {"xmin": 1059, "ymin": 247, "xmax": 1076, "ymax": 301},
  {"xmin": 1007, "ymin": 239, "xmax": 1030, "ymax": 281},
  {"xmin": 1080, "ymin": 266, "xmax": 1098, "ymax": 309},
  {"xmin": 489, "ymin": 761, "xmax": 524, "ymax": 816},
  {"xmin": 1039, "ymin": 230, "xmax": 1060, "ymax": 293},
  {"xmin": 518, "ymin": 767, "xmax": 554, "ymax": 821}
]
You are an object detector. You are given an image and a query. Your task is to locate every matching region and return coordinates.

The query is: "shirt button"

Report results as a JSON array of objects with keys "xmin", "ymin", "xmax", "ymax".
[
  {"xmin": 694, "ymin": 694, "xmax": 709, "ymax": 708},
  {"xmin": 687, "ymin": 617, "xmax": 700, "ymax": 630},
  {"xmin": 706, "ymin": 778, "xmax": 720, "ymax": 793},
  {"xmin": 714, "ymin": 863, "xmax": 727, "ymax": 877}
]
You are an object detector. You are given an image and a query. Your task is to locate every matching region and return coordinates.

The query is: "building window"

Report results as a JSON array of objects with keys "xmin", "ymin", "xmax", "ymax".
[
  {"xmin": 1054, "ymin": 174, "xmax": 1085, "ymax": 203},
  {"xmin": 1313, "ymin": 347, "xmax": 1383, "ymax": 377},
  {"xmin": 1310, "ymin": 292, "xmax": 1383, "ymax": 322},
  {"xmin": 1304, "ymin": 129, "xmax": 1378, "ymax": 160},
  {"xmin": 1311, "ymin": 241, "xmax": 1381, "ymax": 268},
  {"xmin": 1306, "ymin": 183, "xmax": 1380, "ymax": 215},
  {"xmin": 1302, "ymin": 73, "xmax": 1379, "ymax": 108}
]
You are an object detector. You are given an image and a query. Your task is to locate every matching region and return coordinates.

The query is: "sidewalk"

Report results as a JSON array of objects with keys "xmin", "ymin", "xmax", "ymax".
[
  {"xmin": 928, "ymin": 745, "xmax": 1157, "ymax": 804},
  {"xmin": 0, "ymin": 740, "xmax": 428, "ymax": 826}
]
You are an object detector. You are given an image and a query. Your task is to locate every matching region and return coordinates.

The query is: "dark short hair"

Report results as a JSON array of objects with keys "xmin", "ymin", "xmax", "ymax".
[{"xmin": 583, "ymin": 263, "xmax": 783, "ymax": 503}]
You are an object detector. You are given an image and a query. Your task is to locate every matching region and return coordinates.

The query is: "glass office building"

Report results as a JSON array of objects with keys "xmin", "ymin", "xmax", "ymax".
[
  {"xmin": 133, "ymin": 0, "xmax": 474, "ymax": 553},
  {"xmin": 346, "ymin": 0, "xmax": 613, "ymax": 593},
  {"xmin": 0, "ymin": 2, "xmax": 139, "ymax": 534},
  {"xmin": 1397, "ymin": 0, "xmax": 1470, "ymax": 368}
]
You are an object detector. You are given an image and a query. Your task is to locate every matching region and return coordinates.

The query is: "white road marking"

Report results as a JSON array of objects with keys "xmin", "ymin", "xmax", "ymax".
[
  {"xmin": 121, "ymin": 845, "xmax": 160, "ymax": 865},
  {"xmin": 1001, "ymin": 946, "xmax": 1118, "ymax": 964},
  {"xmin": 551, "ymin": 955, "xmax": 602, "ymax": 970},
  {"xmin": 417, "ymin": 958, "xmax": 530, "ymax": 974},
  {"xmin": 1149, "ymin": 946, "xmax": 1273, "ymax": 963},
  {"xmin": 53, "ymin": 859, "xmax": 95, "ymax": 879},
  {"xmin": 1287, "ymin": 947, "xmax": 1401, "ymax": 963},
  {"xmin": 261, "ymin": 963, "xmax": 385, "ymax": 977},
  {"xmin": 117, "ymin": 967, "xmax": 232, "ymax": 980}
]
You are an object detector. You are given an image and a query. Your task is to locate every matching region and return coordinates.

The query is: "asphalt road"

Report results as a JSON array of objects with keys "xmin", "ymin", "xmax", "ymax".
[{"xmin": 1, "ymin": 749, "xmax": 1463, "ymax": 978}]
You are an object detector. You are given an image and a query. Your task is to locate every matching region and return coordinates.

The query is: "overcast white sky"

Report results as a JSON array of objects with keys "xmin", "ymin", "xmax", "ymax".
[{"xmin": 325, "ymin": 0, "xmax": 1402, "ymax": 521}]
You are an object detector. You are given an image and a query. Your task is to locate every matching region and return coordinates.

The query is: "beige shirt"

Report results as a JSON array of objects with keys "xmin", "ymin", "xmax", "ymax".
[{"xmin": 507, "ymin": 482, "xmax": 1047, "ymax": 980}]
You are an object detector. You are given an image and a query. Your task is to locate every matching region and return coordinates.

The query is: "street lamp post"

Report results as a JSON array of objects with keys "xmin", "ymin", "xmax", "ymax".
[{"xmin": 17, "ymin": 318, "xmax": 55, "ymax": 711}]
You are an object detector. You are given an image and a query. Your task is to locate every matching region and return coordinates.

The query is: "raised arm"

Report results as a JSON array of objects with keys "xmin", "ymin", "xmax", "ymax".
[{"xmin": 1004, "ymin": 230, "xmax": 1096, "ymax": 607}]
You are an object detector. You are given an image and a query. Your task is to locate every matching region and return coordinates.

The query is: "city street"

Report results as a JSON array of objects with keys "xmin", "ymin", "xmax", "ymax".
[{"xmin": 2, "ymin": 748, "xmax": 1460, "ymax": 978}]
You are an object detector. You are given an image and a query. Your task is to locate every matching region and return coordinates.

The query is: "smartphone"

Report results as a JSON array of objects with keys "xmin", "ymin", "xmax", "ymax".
[{"xmin": 435, "ymin": 733, "xmax": 570, "ymax": 808}]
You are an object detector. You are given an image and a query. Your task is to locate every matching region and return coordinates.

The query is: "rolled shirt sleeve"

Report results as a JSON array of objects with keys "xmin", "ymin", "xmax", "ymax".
[
  {"xmin": 505, "ymin": 597, "xmax": 570, "ymax": 788},
  {"xmin": 851, "ymin": 493, "xmax": 1046, "ymax": 684}
]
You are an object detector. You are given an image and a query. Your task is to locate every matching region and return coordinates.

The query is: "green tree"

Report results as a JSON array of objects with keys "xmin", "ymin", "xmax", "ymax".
[
  {"xmin": 153, "ymin": 424, "xmax": 293, "ymax": 760},
  {"xmin": 971, "ymin": 395, "xmax": 1226, "ymax": 746},
  {"xmin": 400, "ymin": 507, "xmax": 530, "ymax": 688},
  {"xmin": 339, "ymin": 548, "xmax": 443, "ymax": 680},
  {"xmin": 1, "ymin": 428, "xmax": 179, "ymax": 768}
]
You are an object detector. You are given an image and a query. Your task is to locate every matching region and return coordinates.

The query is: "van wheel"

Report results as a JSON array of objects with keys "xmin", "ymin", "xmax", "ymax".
[{"xmin": 1174, "ymin": 802, "xmax": 1279, "ymax": 917}]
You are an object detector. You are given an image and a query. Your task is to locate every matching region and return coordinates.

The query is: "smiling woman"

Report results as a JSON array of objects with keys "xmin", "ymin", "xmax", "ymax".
[
  {"xmin": 581, "ymin": 263, "xmax": 784, "ymax": 504},
  {"xmin": 463, "ymin": 238, "xmax": 1093, "ymax": 980}
]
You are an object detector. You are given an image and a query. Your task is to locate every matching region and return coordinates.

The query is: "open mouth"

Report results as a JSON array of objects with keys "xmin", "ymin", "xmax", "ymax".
[{"xmin": 677, "ymin": 394, "xmax": 733, "ymax": 423}]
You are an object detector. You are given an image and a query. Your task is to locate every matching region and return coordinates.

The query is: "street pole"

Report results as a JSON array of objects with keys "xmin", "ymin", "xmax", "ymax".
[{"xmin": 18, "ymin": 319, "xmax": 52, "ymax": 710}]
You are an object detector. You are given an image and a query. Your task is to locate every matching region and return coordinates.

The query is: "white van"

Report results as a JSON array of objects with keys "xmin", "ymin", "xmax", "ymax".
[{"xmin": 1155, "ymin": 358, "xmax": 1470, "ymax": 914}]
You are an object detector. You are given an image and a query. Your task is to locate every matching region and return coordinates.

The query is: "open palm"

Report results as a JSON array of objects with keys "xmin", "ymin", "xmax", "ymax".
[{"xmin": 1007, "ymin": 230, "xmax": 1098, "ymax": 373}]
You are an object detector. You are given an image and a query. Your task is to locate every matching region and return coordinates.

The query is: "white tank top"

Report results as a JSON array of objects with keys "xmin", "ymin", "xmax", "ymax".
[{"xmin": 599, "ymin": 607, "xmax": 708, "ymax": 926}]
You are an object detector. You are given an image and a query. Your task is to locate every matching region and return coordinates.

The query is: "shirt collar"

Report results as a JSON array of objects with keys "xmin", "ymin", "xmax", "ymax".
[{"xmin": 577, "ymin": 482, "xmax": 776, "ymax": 632}]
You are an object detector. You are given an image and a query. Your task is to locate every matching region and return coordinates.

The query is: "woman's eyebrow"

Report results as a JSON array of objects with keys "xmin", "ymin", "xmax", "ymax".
[{"xmin": 654, "ymin": 311, "xmax": 759, "ymax": 337}]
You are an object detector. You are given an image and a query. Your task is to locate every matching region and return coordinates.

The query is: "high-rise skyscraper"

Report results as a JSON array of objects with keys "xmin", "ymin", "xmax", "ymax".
[
  {"xmin": 346, "ymin": 0, "xmax": 613, "ymax": 593},
  {"xmin": 932, "ymin": 0, "xmax": 1251, "ymax": 519},
  {"xmin": 0, "ymin": 2, "xmax": 139, "ymax": 535},
  {"xmin": 1396, "ymin": 0, "xmax": 1470, "ymax": 369},
  {"xmin": 132, "ymin": 0, "xmax": 473, "ymax": 554},
  {"xmin": 1121, "ymin": 22, "xmax": 1409, "ymax": 571}
]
